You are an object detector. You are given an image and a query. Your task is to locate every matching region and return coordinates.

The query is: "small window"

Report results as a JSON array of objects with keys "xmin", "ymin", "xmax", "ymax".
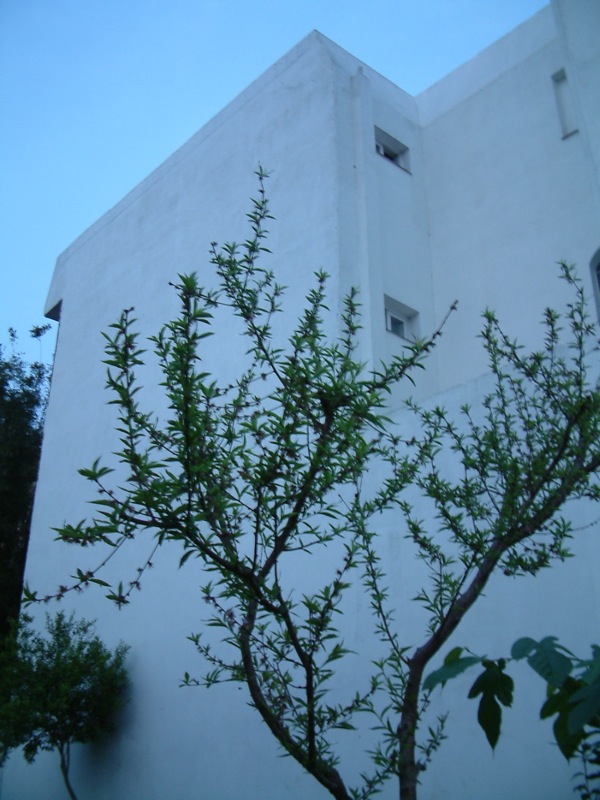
[
  {"xmin": 552, "ymin": 69, "xmax": 578, "ymax": 139},
  {"xmin": 384, "ymin": 295, "xmax": 418, "ymax": 340},
  {"xmin": 375, "ymin": 127, "xmax": 411, "ymax": 172},
  {"xmin": 385, "ymin": 309, "xmax": 406, "ymax": 338}
]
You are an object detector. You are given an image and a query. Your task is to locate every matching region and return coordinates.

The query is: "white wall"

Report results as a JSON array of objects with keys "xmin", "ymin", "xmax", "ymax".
[
  {"xmin": 5, "ymin": 32, "xmax": 350, "ymax": 800},
  {"xmin": 419, "ymin": 3, "xmax": 600, "ymax": 391}
]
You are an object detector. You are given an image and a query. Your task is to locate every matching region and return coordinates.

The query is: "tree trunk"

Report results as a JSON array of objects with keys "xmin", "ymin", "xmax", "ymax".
[
  {"xmin": 398, "ymin": 662, "xmax": 425, "ymax": 800},
  {"xmin": 58, "ymin": 742, "xmax": 79, "ymax": 800}
]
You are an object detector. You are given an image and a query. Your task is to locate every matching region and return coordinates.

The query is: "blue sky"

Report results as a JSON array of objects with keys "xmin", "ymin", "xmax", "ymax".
[{"xmin": 1, "ymin": 0, "xmax": 548, "ymax": 359}]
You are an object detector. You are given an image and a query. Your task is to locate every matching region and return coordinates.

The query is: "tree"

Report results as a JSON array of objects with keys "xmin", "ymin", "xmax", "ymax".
[
  {"xmin": 0, "ymin": 327, "xmax": 51, "ymax": 647},
  {"xmin": 0, "ymin": 612, "xmax": 129, "ymax": 800},
  {"xmin": 26, "ymin": 174, "xmax": 600, "ymax": 799},
  {"xmin": 365, "ymin": 265, "xmax": 600, "ymax": 799}
]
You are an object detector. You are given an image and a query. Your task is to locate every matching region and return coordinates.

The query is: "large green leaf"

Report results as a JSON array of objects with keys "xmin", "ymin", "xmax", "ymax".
[
  {"xmin": 515, "ymin": 637, "xmax": 573, "ymax": 687},
  {"xmin": 510, "ymin": 637, "xmax": 537, "ymax": 660},
  {"xmin": 540, "ymin": 677, "xmax": 585, "ymax": 760},
  {"xmin": 468, "ymin": 660, "xmax": 514, "ymax": 749},
  {"xmin": 423, "ymin": 647, "xmax": 480, "ymax": 692},
  {"xmin": 568, "ymin": 678, "xmax": 600, "ymax": 735}
]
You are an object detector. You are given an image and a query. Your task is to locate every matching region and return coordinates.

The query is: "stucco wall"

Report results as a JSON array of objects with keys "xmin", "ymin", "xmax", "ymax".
[{"xmin": 419, "ymin": 3, "xmax": 600, "ymax": 390}]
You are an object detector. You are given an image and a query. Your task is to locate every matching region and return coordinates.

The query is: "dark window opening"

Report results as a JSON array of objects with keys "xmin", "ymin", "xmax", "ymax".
[
  {"xmin": 384, "ymin": 296, "xmax": 418, "ymax": 340},
  {"xmin": 374, "ymin": 127, "xmax": 411, "ymax": 172}
]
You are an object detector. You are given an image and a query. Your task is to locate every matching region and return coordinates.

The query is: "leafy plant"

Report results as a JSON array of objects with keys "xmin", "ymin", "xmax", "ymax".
[
  {"xmin": 0, "ymin": 612, "xmax": 128, "ymax": 800},
  {"xmin": 25, "ymin": 173, "xmax": 600, "ymax": 799},
  {"xmin": 0, "ymin": 326, "xmax": 52, "ymax": 647},
  {"xmin": 355, "ymin": 257, "xmax": 600, "ymax": 798},
  {"xmin": 425, "ymin": 638, "xmax": 600, "ymax": 798},
  {"xmin": 515, "ymin": 638, "xmax": 600, "ymax": 799},
  {"xmin": 36, "ymin": 169, "xmax": 445, "ymax": 800}
]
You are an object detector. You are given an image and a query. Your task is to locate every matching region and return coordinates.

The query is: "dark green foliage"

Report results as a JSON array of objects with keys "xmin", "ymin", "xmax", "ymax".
[
  {"xmin": 0, "ymin": 612, "xmax": 128, "ymax": 800},
  {"xmin": 516, "ymin": 639, "xmax": 600, "ymax": 798},
  {"xmin": 467, "ymin": 659, "xmax": 513, "ymax": 749},
  {"xmin": 366, "ymin": 262, "xmax": 600, "ymax": 799},
  {"xmin": 426, "ymin": 638, "xmax": 600, "ymax": 798},
  {"xmin": 44, "ymin": 170, "xmax": 443, "ymax": 800},
  {"xmin": 511, "ymin": 636, "xmax": 574, "ymax": 688},
  {"xmin": 0, "ymin": 327, "xmax": 51, "ymax": 646},
  {"xmin": 422, "ymin": 647, "xmax": 480, "ymax": 691}
]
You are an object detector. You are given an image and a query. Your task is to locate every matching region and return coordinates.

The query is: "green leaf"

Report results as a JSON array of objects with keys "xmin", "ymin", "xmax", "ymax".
[
  {"xmin": 552, "ymin": 722, "xmax": 582, "ymax": 761},
  {"xmin": 525, "ymin": 637, "xmax": 573, "ymax": 687},
  {"xmin": 510, "ymin": 637, "xmax": 537, "ymax": 660},
  {"xmin": 477, "ymin": 691, "xmax": 502, "ymax": 750},
  {"xmin": 568, "ymin": 679, "xmax": 600, "ymax": 735},
  {"xmin": 468, "ymin": 660, "xmax": 514, "ymax": 750},
  {"xmin": 540, "ymin": 677, "xmax": 582, "ymax": 719},
  {"xmin": 423, "ymin": 653, "xmax": 480, "ymax": 692},
  {"xmin": 179, "ymin": 549, "xmax": 196, "ymax": 568},
  {"xmin": 553, "ymin": 706, "xmax": 586, "ymax": 760},
  {"xmin": 445, "ymin": 646, "xmax": 464, "ymax": 663},
  {"xmin": 333, "ymin": 721, "xmax": 356, "ymax": 731},
  {"xmin": 539, "ymin": 677, "xmax": 585, "ymax": 760},
  {"xmin": 89, "ymin": 578, "xmax": 110, "ymax": 587}
]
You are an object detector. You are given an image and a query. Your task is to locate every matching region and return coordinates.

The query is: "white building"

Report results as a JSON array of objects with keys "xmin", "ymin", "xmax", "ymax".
[{"xmin": 4, "ymin": 1, "xmax": 600, "ymax": 798}]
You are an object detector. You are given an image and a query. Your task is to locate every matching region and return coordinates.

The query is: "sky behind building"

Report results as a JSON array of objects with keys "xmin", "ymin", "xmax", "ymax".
[{"xmin": 1, "ymin": 0, "xmax": 547, "ymax": 358}]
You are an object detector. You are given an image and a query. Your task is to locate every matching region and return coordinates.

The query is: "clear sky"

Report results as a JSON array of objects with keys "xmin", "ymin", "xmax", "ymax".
[{"xmin": 1, "ymin": 0, "xmax": 548, "ymax": 359}]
